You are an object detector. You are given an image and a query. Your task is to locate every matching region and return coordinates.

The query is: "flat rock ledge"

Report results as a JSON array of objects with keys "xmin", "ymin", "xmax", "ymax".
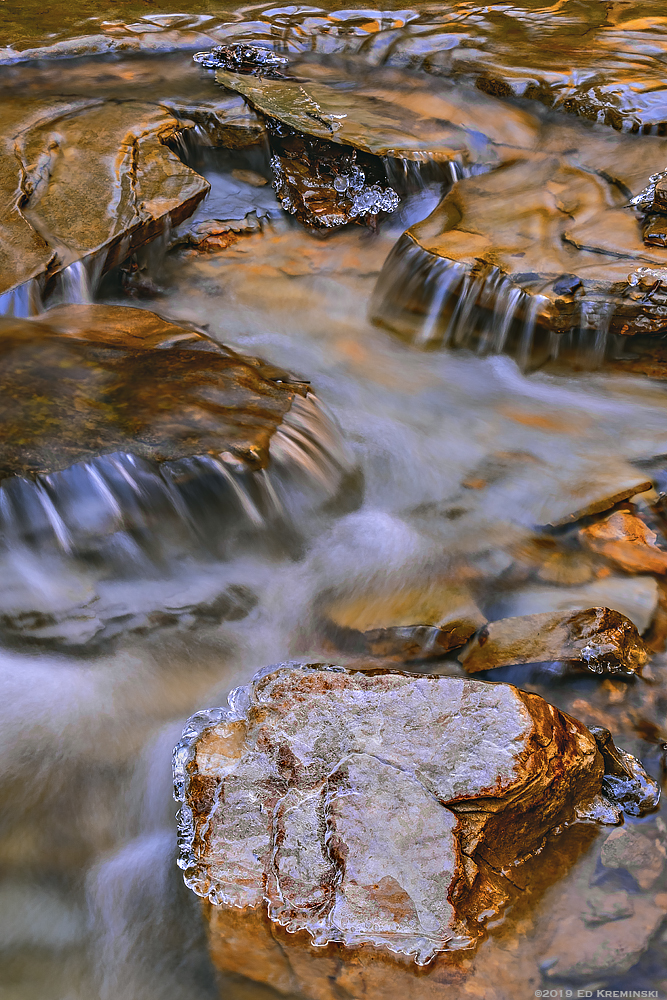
[
  {"xmin": 0, "ymin": 305, "xmax": 347, "ymax": 552},
  {"xmin": 174, "ymin": 663, "xmax": 608, "ymax": 997}
]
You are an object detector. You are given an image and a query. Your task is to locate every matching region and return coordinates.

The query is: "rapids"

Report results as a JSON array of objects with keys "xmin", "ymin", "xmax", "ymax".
[{"xmin": 2, "ymin": 6, "xmax": 667, "ymax": 1000}]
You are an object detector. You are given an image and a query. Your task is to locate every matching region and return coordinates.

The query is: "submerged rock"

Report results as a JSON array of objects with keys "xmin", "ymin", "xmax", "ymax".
[
  {"xmin": 0, "ymin": 99, "xmax": 209, "ymax": 311},
  {"xmin": 175, "ymin": 663, "xmax": 607, "ymax": 996},
  {"xmin": 0, "ymin": 304, "xmax": 347, "ymax": 553},
  {"xmin": 459, "ymin": 608, "xmax": 649, "ymax": 676},
  {"xmin": 579, "ymin": 509, "xmax": 667, "ymax": 575},
  {"xmin": 321, "ymin": 581, "xmax": 485, "ymax": 660},
  {"xmin": 601, "ymin": 822, "xmax": 666, "ymax": 889}
]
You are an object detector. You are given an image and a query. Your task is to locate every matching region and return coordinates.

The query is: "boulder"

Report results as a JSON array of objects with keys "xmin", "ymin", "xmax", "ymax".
[
  {"xmin": 175, "ymin": 663, "xmax": 606, "ymax": 997},
  {"xmin": 459, "ymin": 608, "xmax": 649, "ymax": 676}
]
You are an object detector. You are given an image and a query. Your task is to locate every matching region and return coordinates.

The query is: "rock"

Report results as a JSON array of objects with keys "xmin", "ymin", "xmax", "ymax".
[
  {"xmin": 1, "ymin": 51, "xmax": 265, "ymax": 149},
  {"xmin": 0, "ymin": 303, "xmax": 308, "ymax": 479},
  {"xmin": 175, "ymin": 663, "xmax": 606, "ymax": 997},
  {"xmin": 459, "ymin": 608, "xmax": 649, "ymax": 676},
  {"xmin": 542, "ymin": 894, "xmax": 667, "ymax": 981},
  {"xmin": 210, "ymin": 53, "xmax": 538, "ymax": 165},
  {"xmin": 201, "ymin": 51, "xmax": 538, "ymax": 229},
  {"xmin": 0, "ymin": 98, "xmax": 209, "ymax": 309},
  {"xmin": 322, "ymin": 582, "xmax": 485, "ymax": 660},
  {"xmin": 582, "ymin": 888, "xmax": 635, "ymax": 926},
  {"xmin": 591, "ymin": 728, "xmax": 661, "ymax": 819},
  {"xmin": 268, "ymin": 125, "xmax": 399, "ymax": 230},
  {"xmin": 195, "ymin": 43, "xmax": 291, "ymax": 80},
  {"xmin": 0, "ymin": 304, "xmax": 346, "ymax": 552},
  {"xmin": 371, "ymin": 139, "xmax": 667, "ymax": 360},
  {"xmin": 490, "ymin": 576, "xmax": 660, "ymax": 636},
  {"xmin": 580, "ymin": 510, "xmax": 667, "ymax": 575},
  {"xmin": 601, "ymin": 824, "xmax": 666, "ymax": 890},
  {"xmin": 0, "ymin": 557, "xmax": 258, "ymax": 650}
]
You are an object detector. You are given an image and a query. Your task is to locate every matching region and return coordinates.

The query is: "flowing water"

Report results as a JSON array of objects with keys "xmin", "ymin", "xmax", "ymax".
[{"xmin": 3, "ymin": 5, "xmax": 667, "ymax": 1000}]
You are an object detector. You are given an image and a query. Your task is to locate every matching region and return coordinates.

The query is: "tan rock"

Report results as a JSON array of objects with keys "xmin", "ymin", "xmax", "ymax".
[
  {"xmin": 459, "ymin": 608, "xmax": 648, "ymax": 676},
  {"xmin": 580, "ymin": 509, "xmax": 667, "ymax": 574},
  {"xmin": 175, "ymin": 663, "xmax": 605, "ymax": 998},
  {"xmin": 601, "ymin": 824, "xmax": 666, "ymax": 890},
  {"xmin": 543, "ymin": 894, "xmax": 667, "ymax": 981},
  {"xmin": 371, "ymin": 142, "xmax": 667, "ymax": 358},
  {"xmin": 323, "ymin": 582, "xmax": 485, "ymax": 659},
  {"xmin": 0, "ymin": 99, "xmax": 209, "ymax": 304}
]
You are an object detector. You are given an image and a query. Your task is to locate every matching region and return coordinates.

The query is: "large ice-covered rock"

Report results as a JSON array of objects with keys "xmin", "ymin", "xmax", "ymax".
[{"xmin": 175, "ymin": 663, "xmax": 605, "ymax": 996}]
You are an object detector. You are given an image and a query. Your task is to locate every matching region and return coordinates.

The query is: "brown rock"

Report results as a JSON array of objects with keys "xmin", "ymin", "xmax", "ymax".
[
  {"xmin": 580, "ymin": 510, "xmax": 667, "ymax": 574},
  {"xmin": 601, "ymin": 824, "xmax": 666, "ymax": 890},
  {"xmin": 205, "ymin": 53, "xmax": 538, "ymax": 230},
  {"xmin": 371, "ymin": 144, "xmax": 667, "ymax": 360},
  {"xmin": 175, "ymin": 663, "xmax": 605, "ymax": 997},
  {"xmin": 459, "ymin": 608, "xmax": 648, "ymax": 676},
  {"xmin": 0, "ymin": 303, "xmax": 309, "ymax": 480},
  {"xmin": 322, "ymin": 582, "xmax": 485, "ymax": 660},
  {"xmin": 542, "ymin": 894, "xmax": 667, "ymax": 981},
  {"xmin": 0, "ymin": 98, "xmax": 209, "ymax": 306}
]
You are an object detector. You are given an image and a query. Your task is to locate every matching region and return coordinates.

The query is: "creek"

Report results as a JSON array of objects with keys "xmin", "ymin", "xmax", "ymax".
[{"xmin": 2, "ymin": 5, "xmax": 667, "ymax": 999}]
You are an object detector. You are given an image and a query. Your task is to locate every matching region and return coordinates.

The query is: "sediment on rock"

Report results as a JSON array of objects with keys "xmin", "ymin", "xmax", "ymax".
[
  {"xmin": 0, "ymin": 304, "xmax": 347, "ymax": 553},
  {"xmin": 459, "ymin": 608, "xmax": 649, "ymax": 677},
  {"xmin": 175, "ymin": 663, "xmax": 610, "ymax": 997}
]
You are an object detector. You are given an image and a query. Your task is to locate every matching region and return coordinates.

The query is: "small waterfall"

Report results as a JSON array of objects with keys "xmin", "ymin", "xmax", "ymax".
[
  {"xmin": 0, "ymin": 278, "xmax": 43, "ymax": 317},
  {"xmin": 383, "ymin": 155, "xmax": 463, "ymax": 194},
  {"xmin": 370, "ymin": 233, "xmax": 617, "ymax": 369},
  {"xmin": 0, "ymin": 394, "xmax": 351, "ymax": 561}
]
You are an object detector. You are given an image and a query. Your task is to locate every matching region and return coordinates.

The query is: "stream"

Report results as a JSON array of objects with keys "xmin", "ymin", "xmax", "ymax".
[{"xmin": 2, "ymin": 4, "xmax": 667, "ymax": 1000}]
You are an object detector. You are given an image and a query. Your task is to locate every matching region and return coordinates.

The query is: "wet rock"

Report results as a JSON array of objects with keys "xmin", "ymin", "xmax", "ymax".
[
  {"xmin": 601, "ymin": 823, "xmax": 666, "ymax": 889},
  {"xmin": 591, "ymin": 728, "xmax": 661, "ymax": 818},
  {"xmin": 194, "ymin": 43, "xmax": 291, "ymax": 80},
  {"xmin": 491, "ymin": 576, "xmax": 660, "ymax": 636},
  {"xmin": 579, "ymin": 510, "xmax": 667, "ymax": 575},
  {"xmin": 538, "ymin": 472, "xmax": 654, "ymax": 529},
  {"xmin": 204, "ymin": 52, "xmax": 538, "ymax": 229},
  {"xmin": 0, "ymin": 562, "xmax": 258, "ymax": 650},
  {"xmin": 459, "ymin": 608, "xmax": 649, "ymax": 676},
  {"xmin": 322, "ymin": 581, "xmax": 485, "ymax": 660},
  {"xmin": 210, "ymin": 54, "xmax": 538, "ymax": 164},
  {"xmin": 176, "ymin": 664, "xmax": 605, "ymax": 996},
  {"xmin": 0, "ymin": 98, "xmax": 209, "ymax": 308},
  {"xmin": 268, "ymin": 126, "xmax": 399, "ymax": 230},
  {"xmin": 0, "ymin": 303, "xmax": 308, "ymax": 480},
  {"xmin": 0, "ymin": 51, "xmax": 265, "ymax": 149},
  {"xmin": 371, "ymin": 140, "xmax": 667, "ymax": 360},
  {"xmin": 0, "ymin": 304, "xmax": 347, "ymax": 553},
  {"xmin": 542, "ymin": 894, "xmax": 667, "ymax": 981},
  {"xmin": 643, "ymin": 215, "xmax": 667, "ymax": 248}
]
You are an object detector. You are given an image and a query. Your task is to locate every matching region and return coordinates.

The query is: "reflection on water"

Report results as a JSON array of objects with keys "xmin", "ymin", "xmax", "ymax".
[{"xmin": 1, "ymin": 11, "xmax": 667, "ymax": 1000}]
